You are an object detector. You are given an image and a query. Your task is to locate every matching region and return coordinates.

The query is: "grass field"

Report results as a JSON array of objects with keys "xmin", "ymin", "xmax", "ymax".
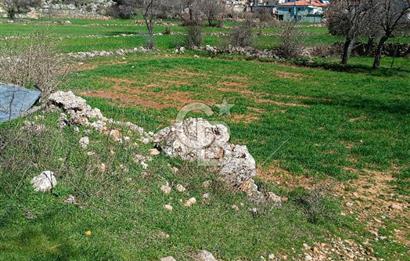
[{"xmin": 0, "ymin": 18, "xmax": 409, "ymax": 260}]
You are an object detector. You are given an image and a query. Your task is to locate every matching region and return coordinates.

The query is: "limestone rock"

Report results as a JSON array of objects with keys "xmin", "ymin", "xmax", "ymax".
[
  {"xmin": 164, "ymin": 204, "xmax": 173, "ymax": 211},
  {"xmin": 161, "ymin": 183, "xmax": 172, "ymax": 194},
  {"xmin": 160, "ymin": 257, "xmax": 176, "ymax": 261},
  {"xmin": 153, "ymin": 118, "xmax": 256, "ymax": 188},
  {"xmin": 184, "ymin": 197, "xmax": 197, "ymax": 207},
  {"xmin": 79, "ymin": 136, "xmax": 89, "ymax": 149},
  {"xmin": 195, "ymin": 250, "xmax": 218, "ymax": 261},
  {"xmin": 175, "ymin": 184, "xmax": 186, "ymax": 192},
  {"xmin": 31, "ymin": 171, "xmax": 57, "ymax": 192}
]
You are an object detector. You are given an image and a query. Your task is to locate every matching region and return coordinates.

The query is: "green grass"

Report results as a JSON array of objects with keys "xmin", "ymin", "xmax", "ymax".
[
  {"xmin": 0, "ymin": 18, "xmax": 409, "ymax": 260},
  {"xmin": 0, "ymin": 113, "xmax": 357, "ymax": 260}
]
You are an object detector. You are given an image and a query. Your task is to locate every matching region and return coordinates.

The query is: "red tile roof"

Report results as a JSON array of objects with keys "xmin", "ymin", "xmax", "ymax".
[{"xmin": 280, "ymin": 0, "xmax": 329, "ymax": 7}]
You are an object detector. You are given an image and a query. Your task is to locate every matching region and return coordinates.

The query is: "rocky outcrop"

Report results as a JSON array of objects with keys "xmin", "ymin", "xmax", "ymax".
[
  {"xmin": 48, "ymin": 91, "xmax": 151, "ymax": 142},
  {"xmin": 154, "ymin": 118, "xmax": 272, "ymax": 202},
  {"xmin": 154, "ymin": 118, "xmax": 256, "ymax": 186}
]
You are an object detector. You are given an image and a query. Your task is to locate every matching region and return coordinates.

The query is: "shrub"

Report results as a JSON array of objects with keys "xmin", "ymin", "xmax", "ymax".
[
  {"xmin": 230, "ymin": 19, "xmax": 253, "ymax": 47},
  {"xmin": 277, "ymin": 22, "xmax": 305, "ymax": 59},
  {"xmin": 0, "ymin": 32, "xmax": 69, "ymax": 101},
  {"xmin": 163, "ymin": 26, "xmax": 171, "ymax": 35},
  {"xmin": 185, "ymin": 25, "xmax": 203, "ymax": 48},
  {"xmin": 290, "ymin": 186, "xmax": 339, "ymax": 224}
]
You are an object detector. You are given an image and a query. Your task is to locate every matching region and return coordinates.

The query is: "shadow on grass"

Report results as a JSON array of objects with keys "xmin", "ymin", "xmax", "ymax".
[
  {"xmin": 303, "ymin": 95, "xmax": 410, "ymax": 114},
  {"xmin": 294, "ymin": 59, "xmax": 410, "ymax": 77}
]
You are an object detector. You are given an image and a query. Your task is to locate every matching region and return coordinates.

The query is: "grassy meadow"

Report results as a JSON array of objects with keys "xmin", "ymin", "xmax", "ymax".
[{"xmin": 0, "ymin": 17, "xmax": 409, "ymax": 260}]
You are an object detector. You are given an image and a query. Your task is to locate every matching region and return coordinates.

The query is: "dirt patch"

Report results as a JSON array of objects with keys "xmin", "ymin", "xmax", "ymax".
[
  {"xmin": 220, "ymin": 81, "xmax": 249, "ymax": 88},
  {"xmin": 257, "ymin": 162, "xmax": 326, "ymax": 190},
  {"xmin": 260, "ymin": 161, "xmax": 409, "ymax": 248},
  {"xmin": 81, "ymin": 88, "xmax": 169, "ymax": 109},
  {"xmin": 81, "ymin": 77, "xmax": 212, "ymax": 109},
  {"xmin": 156, "ymin": 69, "xmax": 205, "ymax": 79},
  {"xmin": 276, "ymin": 71, "xmax": 306, "ymax": 80},
  {"xmin": 230, "ymin": 107, "xmax": 265, "ymax": 123},
  {"xmin": 256, "ymin": 98, "xmax": 310, "ymax": 108},
  {"xmin": 230, "ymin": 113, "xmax": 259, "ymax": 123},
  {"xmin": 335, "ymin": 167, "xmax": 409, "ymax": 246}
]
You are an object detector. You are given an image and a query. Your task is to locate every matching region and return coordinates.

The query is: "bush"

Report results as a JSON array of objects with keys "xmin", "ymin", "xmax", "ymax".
[
  {"xmin": 290, "ymin": 186, "xmax": 339, "ymax": 224},
  {"xmin": 185, "ymin": 25, "xmax": 203, "ymax": 48},
  {"xmin": 0, "ymin": 32, "xmax": 69, "ymax": 101},
  {"xmin": 230, "ymin": 19, "xmax": 253, "ymax": 47},
  {"xmin": 277, "ymin": 22, "xmax": 305, "ymax": 59},
  {"xmin": 163, "ymin": 26, "xmax": 171, "ymax": 35}
]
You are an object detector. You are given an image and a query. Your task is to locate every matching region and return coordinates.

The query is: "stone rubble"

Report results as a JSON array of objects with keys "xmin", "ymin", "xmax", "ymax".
[
  {"xmin": 47, "ymin": 92, "xmax": 283, "ymax": 204},
  {"xmin": 48, "ymin": 91, "xmax": 152, "ymax": 143},
  {"xmin": 67, "ymin": 46, "xmax": 151, "ymax": 60},
  {"xmin": 31, "ymin": 171, "xmax": 57, "ymax": 192},
  {"xmin": 79, "ymin": 136, "xmax": 89, "ymax": 149},
  {"xmin": 154, "ymin": 118, "xmax": 281, "ymax": 203},
  {"xmin": 301, "ymin": 237, "xmax": 377, "ymax": 261}
]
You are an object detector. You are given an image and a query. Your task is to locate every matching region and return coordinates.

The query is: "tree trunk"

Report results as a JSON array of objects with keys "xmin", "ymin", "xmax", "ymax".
[
  {"xmin": 373, "ymin": 36, "xmax": 388, "ymax": 69},
  {"xmin": 341, "ymin": 37, "xmax": 355, "ymax": 65},
  {"xmin": 365, "ymin": 37, "xmax": 374, "ymax": 56}
]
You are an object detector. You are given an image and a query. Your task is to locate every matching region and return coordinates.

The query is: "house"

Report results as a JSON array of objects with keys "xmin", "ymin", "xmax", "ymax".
[{"xmin": 276, "ymin": 0, "xmax": 329, "ymax": 23}]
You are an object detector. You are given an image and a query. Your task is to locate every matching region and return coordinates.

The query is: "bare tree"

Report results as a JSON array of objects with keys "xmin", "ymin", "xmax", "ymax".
[
  {"xmin": 139, "ymin": 0, "xmax": 156, "ymax": 49},
  {"xmin": 135, "ymin": 0, "xmax": 172, "ymax": 49},
  {"xmin": 277, "ymin": 21, "xmax": 305, "ymax": 59},
  {"xmin": 0, "ymin": 32, "xmax": 68, "ymax": 101},
  {"xmin": 200, "ymin": 0, "xmax": 225, "ymax": 27},
  {"xmin": 326, "ymin": 0, "xmax": 375, "ymax": 65},
  {"xmin": 372, "ymin": 0, "xmax": 410, "ymax": 68},
  {"xmin": 0, "ymin": 0, "xmax": 41, "ymax": 19}
]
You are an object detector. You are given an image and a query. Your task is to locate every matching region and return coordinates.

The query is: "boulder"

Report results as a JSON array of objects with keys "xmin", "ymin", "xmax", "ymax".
[
  {"xmin": 153, "ymin": 118, "xmax": 256, "ymax": 188},
  {"xmin": 195, "ymin": 250, "xmax": 218, "ymax": 261},
  {"xmin": 31, "ymin": 171, "xmax": 57, "ymax": 192}
]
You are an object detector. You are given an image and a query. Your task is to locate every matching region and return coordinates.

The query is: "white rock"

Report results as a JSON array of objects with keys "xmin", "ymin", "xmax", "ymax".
[
  {"xmin": 161, "ymin": 183, "xmax": 172, "ymax": 194},
  {"xmin": 184, "ymin": 197, "xmax": 197, "ymax": 207},
  {"xmin": 175, "ymin": 184, "xmax": 186, "ymax": 192},
  {"xmin": 231, "ymin": 204, "xmax": 240, "ymax": 211},
  {"xmin": 202, "ymin": 180, "xmax": 212, "ymax": 188},
  {"xmin": 79, "ymin": 136, "xmax": 89, "ymax": 149},
  {"xmin": 64, "ymin": 194, "xmax": 76, "ymax": 204},
  {"xmin": 160, "ymin": 257, "xmax": 176, "ymax": 261},
  {"xmin": 149, "ymin": 148, "xmax": 161, "ymax": 156},
  {"xmin": 99, "ymin": 163, "xmax": 107, "ymax": 172},
  {"xmin": 154, "ymin": 118, "xmax": 256, "ymax": 188},
  {"xmin": 195, "ymin": 250, "xmax": 218, "ymax": 261},
  {"xmin": 164, "ymin": 204, "xmax": 173, "ymax": 211},
  {"xmin": 31, "ymin": 171, "xmax": 57, "ymax": 192}
]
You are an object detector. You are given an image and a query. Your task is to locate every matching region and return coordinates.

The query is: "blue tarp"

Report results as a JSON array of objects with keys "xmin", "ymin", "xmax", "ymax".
[{"xmin": 0, "ymin": 84, "xmax": 41, "ymax": 123}]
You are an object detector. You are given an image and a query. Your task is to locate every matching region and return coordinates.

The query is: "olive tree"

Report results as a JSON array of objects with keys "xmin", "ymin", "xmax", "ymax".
[
  {"xmin": 326, "ymin": 0, "xmax": 375, "ymax": 64},
  {"xmin": 372, "ymin": 0, "xmax": 410, "ymax": 68}
]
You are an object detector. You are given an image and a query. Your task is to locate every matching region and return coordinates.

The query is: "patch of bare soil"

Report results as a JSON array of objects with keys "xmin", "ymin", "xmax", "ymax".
[
  {"xmin": 260, "ymin": 163, "xmax": 409, "ymax": 258},
  {"xmin": 257, "ymin": 162, "xmax": 323, "ymax": 190},
  {"xmin": 156, "ymin": 69, "xmax": 205, "ymax": 79},
  {"xmin": 336, "ymin": 167, "xmax": 409, "ymax": 246},
  {"xmin": 275, "ymin": 71, "xmax": 307, "ymax": 80},
  {"xmin": 81, "ymin": 77, "xmax": 212, "ymax": 109}
]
